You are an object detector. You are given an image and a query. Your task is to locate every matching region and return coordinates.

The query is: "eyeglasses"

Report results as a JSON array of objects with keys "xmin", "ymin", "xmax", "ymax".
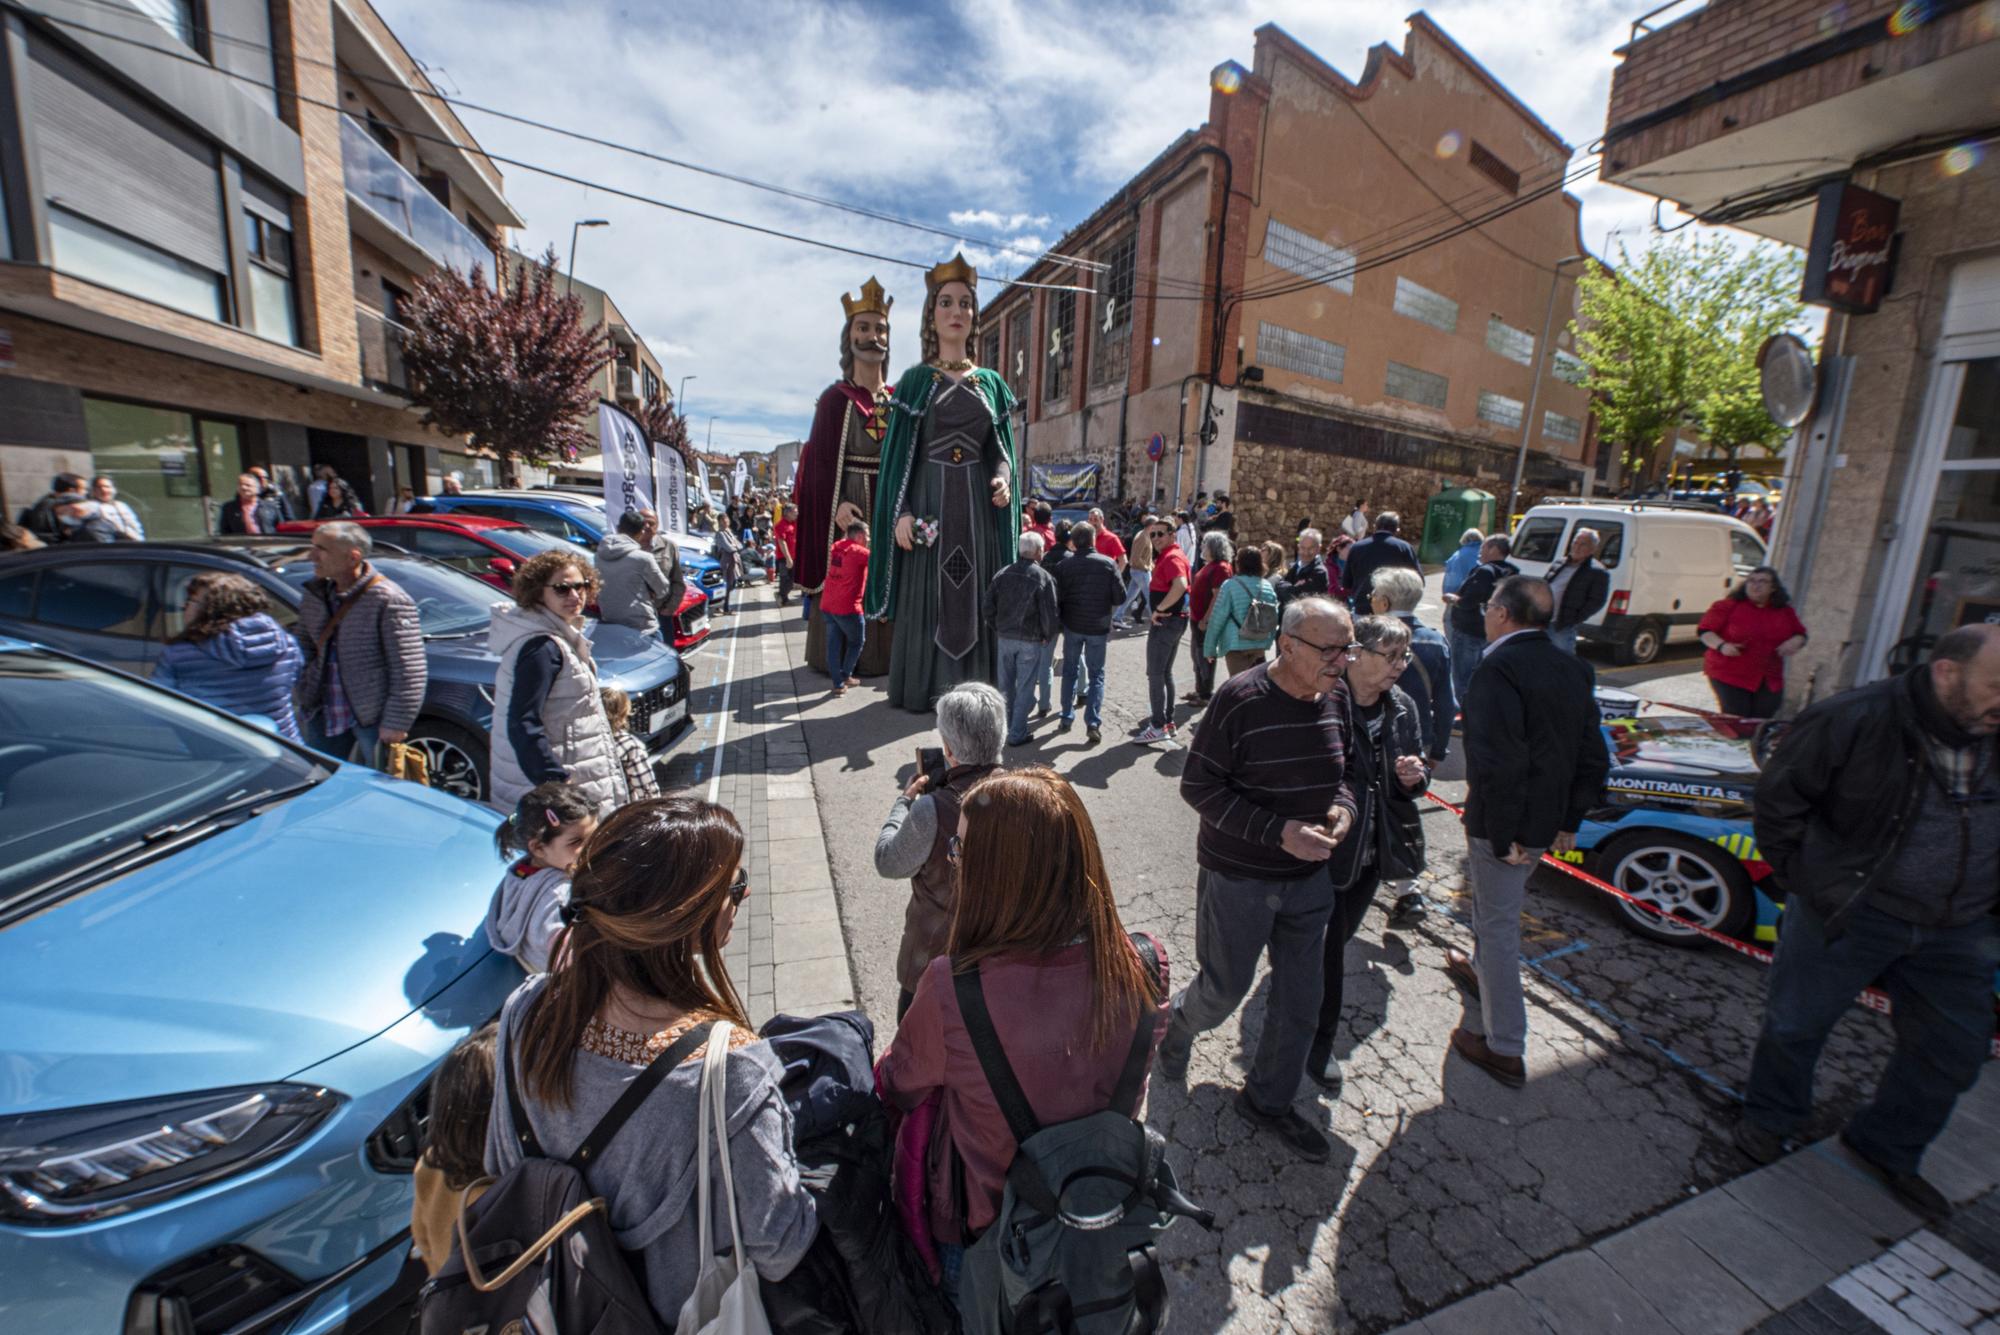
[
  {"xmin": 1358, "ymin": 644, "xmax": 1414, "ymax": 667},
  {"xmin": 946, "ymin": 834, "xmax": 963, "ymax": 865},
  {"xmin": 728, "ymin": 869, "xmax": 751, "ymax": 907},
  {"xmin": 1286, "ymin": 633, "xmax": 1360, "ymax": 660},
  {"xmin": 550, "ymin": 581, "xmax": 591, "ymax": 596}
]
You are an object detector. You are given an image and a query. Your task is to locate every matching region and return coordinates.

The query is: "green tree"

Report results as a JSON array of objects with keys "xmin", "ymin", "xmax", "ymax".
[{"xmin": 1571, "ymin": 232, "xmax": 1805, "ymax": 481}]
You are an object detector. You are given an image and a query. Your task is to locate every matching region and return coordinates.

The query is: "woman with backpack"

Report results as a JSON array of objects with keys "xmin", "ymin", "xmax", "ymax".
[
  {"xmin": 876, "ymin": 766, "xmax": 1171, "ymax": 1305},
  {"xmin": 483, "ymin": 797, "xmax": 818, "ymax": 1325},
  {"xmin": 1201, "ymin": 543, "xmax": 1280, "ymax": 681}
]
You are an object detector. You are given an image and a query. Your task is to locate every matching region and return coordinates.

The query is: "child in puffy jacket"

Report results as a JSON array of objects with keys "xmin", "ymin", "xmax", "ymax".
[{"xmin": 483, "ymin": 781, "xmax": 597, "ymax": 973}]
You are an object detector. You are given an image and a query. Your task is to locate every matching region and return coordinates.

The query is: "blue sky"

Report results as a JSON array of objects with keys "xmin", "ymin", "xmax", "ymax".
[{"xmin": 374, "ymin": 0, "xmax": 1713, "ymax": 457}]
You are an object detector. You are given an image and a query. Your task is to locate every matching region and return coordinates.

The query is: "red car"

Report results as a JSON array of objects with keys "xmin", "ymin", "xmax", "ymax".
[{"xmin": 276, "ymin": 514, "xmax": 713, "ymax": 651}]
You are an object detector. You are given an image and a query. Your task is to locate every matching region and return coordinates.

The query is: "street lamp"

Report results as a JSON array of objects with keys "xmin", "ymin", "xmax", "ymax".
[
  {"xmin": 566, "ymin": 219, "xmax": 609, "ymax": 294},
  {"xmin": 1507, "ymin": 254, "xmax": 1588, "ymax": 524},
  {"xmin": 679, "ymin": 374, "xmax": 696, "ymax": 410}
]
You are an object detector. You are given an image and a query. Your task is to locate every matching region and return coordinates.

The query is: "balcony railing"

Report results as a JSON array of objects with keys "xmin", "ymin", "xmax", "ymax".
[
  {"xmin": 340, "ymin": 114, "xmax": 492, "ymax": 278},
  {"xmin": 357, "ymin": 305, "xmax": 410, "ymax": 392}
]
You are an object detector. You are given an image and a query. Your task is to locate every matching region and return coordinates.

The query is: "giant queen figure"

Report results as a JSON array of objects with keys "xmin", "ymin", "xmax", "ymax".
[
  {"xmin": 864, "ymin": 253, "xmax": 1020, "ymax": 711},
  {"xmin": 794, "ymin": 277, "xmax": 896, "ymax": 675}
]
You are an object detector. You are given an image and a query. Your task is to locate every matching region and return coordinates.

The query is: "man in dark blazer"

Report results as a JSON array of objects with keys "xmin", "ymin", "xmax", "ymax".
[
  {"xmin": 217, "ymin": 472, "xmax": 284, "ymax": 535},
  {"xmin": 1445, "ymin": 575, "xmax": 1608, "ymax": 1086},
  {"xmin": 1342, "ymin": 511, "xmax": 1422, "ymax": 615},
  {"xmin": 1545, "ymin": 527, "xmax": 1611, "ymax": 653}
]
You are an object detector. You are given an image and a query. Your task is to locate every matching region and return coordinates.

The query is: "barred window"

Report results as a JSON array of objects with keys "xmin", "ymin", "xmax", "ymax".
[
  {"xmin": 1392, "ymin": 276, "xmax": 1458, "ymax": 332},
  {"xmin": 1263, "ymin": 219, "xmax": 1355, "ymax": 295},
  {"xmin": 1006, "ymin": 307, "xmax": 1031, "ymax": 399},
  {"xmin": 1257, "ymin": 321, "xmax": 1345, "ymax": 383},
  {"xmin": 1044, "ymin": 289, "xmax": 1075, "ymax": 402},
  {"xmin": 1384, "ymin": 361, "xmax": 1448, "ymax": 410},
  {"xmin": 1554, "ymin": 349, "xmax": 1587, "ymax": 385},
  {"xmin": 1543, "ymin": 410, "xmax": 1583, "ymax": 444},
  {"xmin": 1486, "ymin": 316, "xmax": 1535, "ymax": 366},
  {"xmin": 1477, "ymin": 391, "xmax": 1525, "ymax": 430},
  {"xmin": 1091, "ymin": 232, "xmax": 1137, "ymax": 388},
  {"xmin": 979, "ymin": 329, "xmax": 1000, "ymax": 374},
  {"xmin": 1469, "ymin": 141, "xmax": 1520, "ymax": 195}
]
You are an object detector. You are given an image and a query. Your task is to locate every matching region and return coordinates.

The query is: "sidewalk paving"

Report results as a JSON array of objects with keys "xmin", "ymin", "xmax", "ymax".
[{"xmin": 1387, "ymin": 1063, "xmax": 2000, "ymax": 1335}]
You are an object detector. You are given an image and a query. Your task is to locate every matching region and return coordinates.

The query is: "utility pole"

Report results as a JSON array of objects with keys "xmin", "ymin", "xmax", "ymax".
[{"xmin": 1507, "ymin": 254, "xmax": 1587, "ymax": 524}]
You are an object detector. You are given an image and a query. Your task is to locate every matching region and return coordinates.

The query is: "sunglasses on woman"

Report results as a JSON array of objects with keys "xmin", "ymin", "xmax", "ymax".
[
  {"xmin": 550, "ymin": 580, "xmax": 591, "ymax": 596},
  {"xmin": 729, "ymin": 869, "xmax": 751, "ymax": 906},
  {"xmin": 945, "ymin": 834, "xmax": 962, "ymax": 865}
]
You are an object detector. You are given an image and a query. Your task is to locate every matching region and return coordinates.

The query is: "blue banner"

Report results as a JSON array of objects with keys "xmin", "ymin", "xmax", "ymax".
[{"xmin": 1029, "ymin": 462, "xmax": 1102, "ymax": 504}]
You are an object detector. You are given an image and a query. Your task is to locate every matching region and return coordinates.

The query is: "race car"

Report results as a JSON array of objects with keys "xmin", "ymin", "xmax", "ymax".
[{"xmin": 1559, "ymin": 689, "xmax": 1786, "ymax": 948}]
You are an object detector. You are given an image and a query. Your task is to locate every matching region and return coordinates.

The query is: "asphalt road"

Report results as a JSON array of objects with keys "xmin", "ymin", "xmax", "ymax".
[{"xmin": 791, "ymin": 577, "xmax": 1903, "ymax": 1333}]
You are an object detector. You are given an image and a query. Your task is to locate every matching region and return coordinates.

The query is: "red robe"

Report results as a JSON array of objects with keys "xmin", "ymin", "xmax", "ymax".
[{"xmin": 791, "ymin": 381, "xmax": 886, "ymax": 593}]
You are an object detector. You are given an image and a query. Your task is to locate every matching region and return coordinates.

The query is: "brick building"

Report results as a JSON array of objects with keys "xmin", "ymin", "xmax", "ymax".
[
  {"xmin": 0, "ymin": 0, "xmax": 525, "ymax": 534},
  {"xmin": 1602, "ymin": 0, "xmax": 2000, "ymax": 697},
  {"xmin": 981, "ymin": 17, "xmax": 1601, "ymax": 547}
]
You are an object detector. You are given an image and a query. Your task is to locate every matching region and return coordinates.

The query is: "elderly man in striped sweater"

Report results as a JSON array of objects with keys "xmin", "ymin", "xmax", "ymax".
[{"xmin": 1156, "ymin": 595, "xmax": 1364, "ymax": 1163}]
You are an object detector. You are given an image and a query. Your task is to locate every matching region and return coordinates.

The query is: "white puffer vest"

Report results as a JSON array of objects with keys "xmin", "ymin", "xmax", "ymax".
[{"xmin": 487, "ymin": 602, "xmax": 624, "ymax": 817}]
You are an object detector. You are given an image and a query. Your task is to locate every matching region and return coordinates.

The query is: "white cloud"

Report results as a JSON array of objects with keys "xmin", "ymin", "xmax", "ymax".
[{"xmin": 373, "ymin": 0, "xmax": 1784, "ymax": 449}]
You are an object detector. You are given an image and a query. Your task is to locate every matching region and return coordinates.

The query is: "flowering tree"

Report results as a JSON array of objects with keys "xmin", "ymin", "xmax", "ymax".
[
  {"xmin": 399, "ymin": 248, "xmax": 613, "ymax": 468},
  {"xmin": 639, "ymin": 395, "xmax": 692, "ymax": 463}
]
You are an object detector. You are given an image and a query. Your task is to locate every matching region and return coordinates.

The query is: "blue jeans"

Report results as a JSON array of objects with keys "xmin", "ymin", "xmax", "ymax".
[
  {"xmin": 306, "ymin": 718, "xmax": 383, "ymax": 770},
  {"xmin": 1116, "ymin": 569, "xmax": 1148, "ymax": 623},
  {"xmin": 1448, "ymin": 626, "xmax": 1485, "ymax": 718},
  {"xmin": 1060, "ymin": 631, "xmax": 1108, "ymax": 727},
  {"xmin": 800, "ymin": 592, "xmax": 814, "ymax": 622},
  {"xmin": 824, "ymin": 613, "xmax": 864, "ymax": 684},
  {"xmin": 996, "ymin": 637, "xmax": 1045, "ymax": 744},
  {"xmin": 1744, "ymin": 898, "xmax": 1999, "ymax": 1173},
  {"xmin": 1035, "ymin": 637, "xmax": 1057, "ymax": 711}
]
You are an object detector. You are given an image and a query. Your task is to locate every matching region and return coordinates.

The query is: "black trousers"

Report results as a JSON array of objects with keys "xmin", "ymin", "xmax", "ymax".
[
  {"xmin": 1315, "ymin": 866, "xmax": 1382, "ymax": 1044},
  {"xmin": 1190, "ymin": 622, "xmax": 1217, "ymax": 700},
  {"xmin": 1709, "ymin": 677, "xmax": 1783, "ymax": 719}
]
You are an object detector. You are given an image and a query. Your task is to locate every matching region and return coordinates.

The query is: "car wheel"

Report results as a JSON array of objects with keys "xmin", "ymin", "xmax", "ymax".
[
  {"xmin": 405, "ymin": 720, "xmax": 487, "ymax": 802},
  {"xmin": 1599, "ymin": 830, "xmax": 1754, "ymax": 946},
  {"xmin": 1615, "ymin": 619, "xmax": 1665, "ymax": 666}
]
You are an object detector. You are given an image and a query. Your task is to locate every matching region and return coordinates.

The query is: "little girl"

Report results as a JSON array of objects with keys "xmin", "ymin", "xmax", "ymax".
[
  {"xmin": 600, "ymin": 686, "xmax": 662, "ymax": 801},
  {"xmin": 484, "ymin": 781, "xmax": 596, "ymax": 973},
  {"xmin": 411, "ymin": 1022, "xmax": 496, "ymax": 1276}
]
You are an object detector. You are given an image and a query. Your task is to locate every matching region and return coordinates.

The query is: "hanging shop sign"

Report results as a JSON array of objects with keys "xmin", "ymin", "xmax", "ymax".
[{"xmin": 1802, "ymin": 179, "xmax": 1899, "ymax": 315}]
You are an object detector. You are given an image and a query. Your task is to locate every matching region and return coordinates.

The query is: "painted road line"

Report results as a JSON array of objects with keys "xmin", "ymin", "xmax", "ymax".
[{"xmin": 705, "ymin": 603, "xmax": 747, "ymax": 805}]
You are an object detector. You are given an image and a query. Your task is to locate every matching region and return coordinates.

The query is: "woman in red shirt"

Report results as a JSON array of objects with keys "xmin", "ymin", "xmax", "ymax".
[
  {"xmin": 876, "ymin": 767, "xmax": 1168, "ymax": 1297},
  {"xmin": 1185, "ymin": 532, "xmax": 1235, "ymax": 706},
  {"xmin": 1698, "ymin": 566, "xmax": 1808, "ymax": 718}
]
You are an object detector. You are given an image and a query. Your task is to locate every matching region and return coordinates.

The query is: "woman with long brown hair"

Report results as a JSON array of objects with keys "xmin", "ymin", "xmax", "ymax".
[
  {"xmin": 876, "ymin": 766, "xmax": 1169, "ymax": 1292},
  {"xmin": 152, "ymin": 571, "xmax": 304, "ymax": 739},
  {"xmin": 484, "ymin": 797, "xmax": 817, "ymax": 1324}
]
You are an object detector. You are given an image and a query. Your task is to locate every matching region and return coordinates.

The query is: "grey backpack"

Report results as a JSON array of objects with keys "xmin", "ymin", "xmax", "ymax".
[
  {"xmin": 952, "ymin": 938, "xmax": 1213, "ymax": 1335},
  {"xmin": 1237, "ymin": 581, "xmax": 1279, "ymax": 642}
]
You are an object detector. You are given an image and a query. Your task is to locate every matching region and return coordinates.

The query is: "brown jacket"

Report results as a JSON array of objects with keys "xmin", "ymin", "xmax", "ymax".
[{"xmin": 876, "ymin": 763, "xmax": 994, "ymax": 994}]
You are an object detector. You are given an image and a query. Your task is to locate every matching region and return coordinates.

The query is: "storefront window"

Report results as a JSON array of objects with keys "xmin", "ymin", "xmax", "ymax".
[
  {"xmin": 83, "ymin": 398, "xmax": 242, "ymax": 540},
  {"xmin": 1889, "ymin": 358, "xmax": 2000, "ymax": 671}
]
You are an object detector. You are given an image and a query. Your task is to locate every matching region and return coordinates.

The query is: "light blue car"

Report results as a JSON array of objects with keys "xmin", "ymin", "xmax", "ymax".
[{"xmin": 0, "ymin": 637, "xmax": 521, "ymax": 1333}]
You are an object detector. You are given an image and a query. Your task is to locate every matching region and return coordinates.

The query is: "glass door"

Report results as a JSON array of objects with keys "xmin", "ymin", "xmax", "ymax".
[{"xmin": 1884, "ymin": 358, "xmax": 2000, "ymax": 673}]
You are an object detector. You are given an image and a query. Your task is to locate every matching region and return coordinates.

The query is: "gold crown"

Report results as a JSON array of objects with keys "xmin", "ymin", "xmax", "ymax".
[
  {"xmin": 926, "ymin": 251, "xmax": 978, "ymax": 295},
  {"xmin": 841, "ymin": 277, "xmax": 892, "ymax": 320}
]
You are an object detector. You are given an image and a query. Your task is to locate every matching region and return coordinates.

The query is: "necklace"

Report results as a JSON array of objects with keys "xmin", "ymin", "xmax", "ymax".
[{"xmin": 932, "ymin": 357, "xmax": 976, "ymax": 373}]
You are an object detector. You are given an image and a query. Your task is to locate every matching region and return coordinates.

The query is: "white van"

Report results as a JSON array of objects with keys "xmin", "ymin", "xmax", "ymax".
[{"xmin": 1509, "ymin": 501, "xmax": 1769, "ymax": 664}]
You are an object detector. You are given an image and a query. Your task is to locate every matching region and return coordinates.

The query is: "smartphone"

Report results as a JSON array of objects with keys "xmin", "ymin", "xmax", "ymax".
[{"xmin": 916, "ymin": 746, "xmax": 949, "ymax": 787}]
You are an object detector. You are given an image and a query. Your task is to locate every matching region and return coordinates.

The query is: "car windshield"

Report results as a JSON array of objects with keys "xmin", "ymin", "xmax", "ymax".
[
  {"xmin": 264, "ymin": 549, "xmax": 495, "ymax": 637},
  {"xmin": 556, "ymin": 501, "xmax": 609, "ymax": 532},
  {"xmin": 0, "ymin": 650, "xmax": 324, "ymax": 916},
  {"xmin": 480, "ymin": 527, "xmax": 581, "ymax": 561}
]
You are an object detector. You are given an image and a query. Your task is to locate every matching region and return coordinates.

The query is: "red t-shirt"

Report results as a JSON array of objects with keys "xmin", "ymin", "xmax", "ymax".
[
  {"xmin": 1699, "ymin": 597, "xmax": 1807, "ymax": 692},
  {"xmin": 1190, "ymin": 560, "xmax": 1233, "ymax": 624},
  {"xmin": 774, "ymin": 519, "xmax": 798, "ymax": 563},
  {"xmin": 1149, "ymin": 541, "xmax": 1191, "ymax": 616},
  {"xmin": 1095, "ymin": 530, "xmax": 1126, "ymax": 561},
  {"xmin": 821, "ymin": 538, "xmax": 869, "ymax": 616},
  {"xmin": 1027, "ymin": 522, "xmax": 1057, "ymax": 551}
]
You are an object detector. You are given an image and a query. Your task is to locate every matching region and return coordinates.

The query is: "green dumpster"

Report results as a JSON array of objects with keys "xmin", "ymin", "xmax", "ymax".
[{"xmin": 1417, "ymin": 487, "xmax": 1498, "ymax": 565}]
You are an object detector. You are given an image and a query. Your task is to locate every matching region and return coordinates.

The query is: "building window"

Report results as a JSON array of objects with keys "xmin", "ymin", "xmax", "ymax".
[
  {"xmin": 367, "ymin": 112, "xmax": 398, "ymax": 157},
  {"xmin": 979, "ymin": 328, "xmax": 1000, "ymax": 374},
  {"xmin": 642, "ymin": 365, "xmax": 661, "ymax": 403},
  {"xmin": 1091, "ymin": 232, "xmax": 1137, "ymax": 388},
  {"xmin": 1044, "ymin": 289, "xmax": 1074, "ymax": 402},
  {"xmin": 1392, "ymin": 277, "xmax": 1458, "ymax": 332},
  {"xmin": 1554, "ymin": 349, "xmax": 1587, "ymax": 384},
  {"xmin": 49, "ymin": 208, "xmax": 224, "ymax": 321},
  {"xmin": 132, "ymin": 0, "xmax": 199, "ymax": 49},
  {"xmin": 1477, "ymin": 391, "xmax": 1525, "ymax": 430},
  {"xmin": 1469, "ymin": 141, "xmax": 1520, "ymax": 194},
  {"xmin": 1543, "ymin": 410, "xmax": 1583, "ymax": 445},
  {"xmin": 1257, "ymin": 321, "xmax": 1344, "ymax": 383},
  {"xmin": 1486, "ymin": 316, "xmax": 1535, "ymax": 366},
  {"xmin": 1005, "ymin": 307, "xmax": 1030, "ymax": 400},
  {"xmin": 243, "ymin": 210, "xmax": 298, "ymax": 346},
  {"xmin": 1384, "ymin": 361, "xmax": 1448, "ymax": 410},
  {"xmin": 1263, "ymin": 219, "xmax": 1355, "ymax": 295}
]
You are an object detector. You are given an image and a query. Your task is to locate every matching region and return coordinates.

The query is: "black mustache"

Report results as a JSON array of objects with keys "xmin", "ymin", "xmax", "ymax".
[{"xmin": 856, "ymin": 339, "xmax": 889, "ymax": 352}]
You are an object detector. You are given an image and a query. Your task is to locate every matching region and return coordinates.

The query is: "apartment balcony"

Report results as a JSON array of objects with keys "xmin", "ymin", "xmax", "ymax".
[
  {"xmin": 357, "ymin": 305, "xmax": 410, "ymax": 393},
  {"xmin": 341, "ymin": 113, "xmax": 493, "ymax": 278},
  {"xmin": 615, "ymin": 364, "xmax": 640, "ymax": 403}
]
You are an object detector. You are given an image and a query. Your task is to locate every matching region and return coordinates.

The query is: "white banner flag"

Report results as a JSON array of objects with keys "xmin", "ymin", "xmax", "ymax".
[
  {"xmin": 653, "ymin": 440, "xmax": 687, "ymax": 535},
  {"xmin": 731, "ymin": 456, "xmax": 749, "ymax": 499},
  {"xmin": 696, "ymin": 455, "xmax": 713, "ymax": 507},
  {"xmin": 598, "ymin": 401, "xmax": 654, "ymax": 529}
]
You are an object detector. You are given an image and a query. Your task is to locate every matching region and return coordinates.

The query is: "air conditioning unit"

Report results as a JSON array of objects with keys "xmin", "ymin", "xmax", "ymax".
[{"xmin": 615, "ymin": 365, "xmax": 640, "ymax": 402}]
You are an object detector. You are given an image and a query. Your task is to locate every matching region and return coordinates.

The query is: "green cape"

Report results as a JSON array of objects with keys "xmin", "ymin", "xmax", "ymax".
[{"xmin": 863, "ymin": 364, "xmax": 1020, "ymax": 619}]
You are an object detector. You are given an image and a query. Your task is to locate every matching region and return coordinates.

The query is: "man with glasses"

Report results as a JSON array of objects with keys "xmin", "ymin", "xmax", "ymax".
[
  {"xmin": 1446, "ymin": 576, "xmax": 1606, "ymax": 1088},
  {"xmin": 1160, "ymin": 595, "xmax": 1364, "ymax": 1162},
  {"xmin": 1134, "ymin": 518, "xmax": 1192, "ymax": 744}
]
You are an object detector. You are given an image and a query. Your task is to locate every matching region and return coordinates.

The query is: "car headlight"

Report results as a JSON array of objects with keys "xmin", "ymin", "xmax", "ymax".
[{"xmin": 0, "ymin": 1085, "xmax": 341, "ymax": 1225}]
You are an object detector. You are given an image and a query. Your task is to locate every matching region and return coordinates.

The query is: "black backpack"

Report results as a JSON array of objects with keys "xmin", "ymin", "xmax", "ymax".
[
  {"xmin": 417, "ymin": 1020, "xmax": 718, "ymax": 1335},
  {"xmin": 953, "ymin": 937, "xmax": 1213, "ymax": 1335}
]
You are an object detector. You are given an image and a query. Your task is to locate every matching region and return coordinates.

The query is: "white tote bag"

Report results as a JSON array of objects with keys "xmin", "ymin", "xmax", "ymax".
[{"xmin": 674, "ymin": 1021, "xmax": 774, "ymax": 1335}]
